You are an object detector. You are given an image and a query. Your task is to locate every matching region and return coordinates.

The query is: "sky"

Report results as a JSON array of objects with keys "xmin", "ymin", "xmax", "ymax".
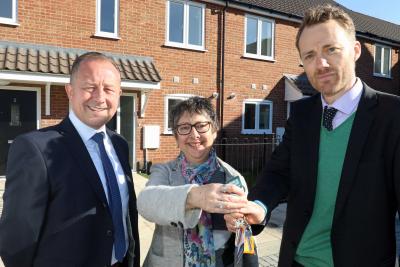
[{"xmin": 334, "ymin": 0, "xmax": 400, "ymax": 25}]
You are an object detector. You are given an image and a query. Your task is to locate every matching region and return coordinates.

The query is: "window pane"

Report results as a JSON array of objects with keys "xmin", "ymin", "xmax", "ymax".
[
  {"xmin": 383, "ymin": 47, "xmax": 390, "ymax": 75},
  {"xmin": 169, "ymin": 2, "xmax": 184, "ymax": 43},
  {"xmin": 188, "ymin": 5, "xmax": 202, "ymax": 46},
  {"xmin": 259, "ymin": 104, "xmax": 270, "ymax": 129},
  {"xmin": 100, "ymin": 0, "xmax": 115, "ymax": 33},
  {"xmin": 246, "ymin": 18, "xmax": 258, "ymax": 54},
  {"xmin": 261, "ymin": 20, "xmax": 272, "ymax": 56},
  {"xmin": 168, "ymin": 99, "xmax": 183, "ymax": 129},
  {"xmin": 244, "ymin": 103, "xmax": 256, "ymax": 129},
  {"xmin": 374, "ymin": 46, "xmax": 382, "ymax": 73},
  {"xmin": 0, "ymin": 0, "xmax": 13, "ymax": 18}
]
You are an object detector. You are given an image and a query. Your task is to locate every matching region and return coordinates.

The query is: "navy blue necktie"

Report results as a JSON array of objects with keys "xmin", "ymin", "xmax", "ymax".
[
  {"xmin": 92, "ymin": 132, "xmax": 126, "ymax": 262},
  {"xmin": 323, "ymin": 106, "xmax": 338, "ymax": 131}
]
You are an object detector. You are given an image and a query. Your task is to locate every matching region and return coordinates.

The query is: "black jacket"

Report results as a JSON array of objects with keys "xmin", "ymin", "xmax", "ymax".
[
  {"xmin": 250, "ymin": 84, "xmax": 400, "ymax": 267},
  {"xmin": 0, "ymin": 118, "xmax": 140, "ymax": 267}
]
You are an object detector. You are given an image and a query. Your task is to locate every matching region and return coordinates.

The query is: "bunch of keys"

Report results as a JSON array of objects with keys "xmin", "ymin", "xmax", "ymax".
[{"xmin": 234, "ymin": 217, "xmax": 256, "ymax": 267}]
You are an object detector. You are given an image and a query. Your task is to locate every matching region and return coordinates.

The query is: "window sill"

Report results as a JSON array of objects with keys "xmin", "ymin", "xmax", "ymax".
[
  {"xmin": 163, "ymin": 130, "xmax": 174, "ymax": 135},
  {"xmin": 241, "ymin": 130, "xmax": 273, "ymax": 135},
  {"xmin": 242, "ymin": 54, "xmax": 275, "ymax": 62},
  {"xmin": 163, "ymin": 43, "xmax": 207, "ymax": 52},
  {"xmin": 373, "ymin": 73, "xmax": 392, "ymax": 79},
  {"xmin": 92, "ymin": 33, "xmax": 121, "ymax": 40},
  {"xmin": 0, "ymin": 20, "xmax": 19, "ymax": 27}
]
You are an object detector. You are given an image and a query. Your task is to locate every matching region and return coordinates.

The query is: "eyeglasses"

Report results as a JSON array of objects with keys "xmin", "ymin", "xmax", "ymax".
[{"xmin": 175, "ymin": 121, "xmax": 211, "ymax": 135}]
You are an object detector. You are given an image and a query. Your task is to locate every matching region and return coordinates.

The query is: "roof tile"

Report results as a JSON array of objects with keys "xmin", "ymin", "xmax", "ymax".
[
  {"xmin": 28, "ymin": 49, "xmax": 39, "ymax": 72},
  {"xmin": 0, "ymin": 42, "xmax": 161, "ymax": 83},
  {"xmin": 4, "ymin": 47, "xmax": 17, "ymax": 70},
  {"xmin": 16, "ymin": 47, "xmax": 28, "ymax": 71},
  {"xmin": 0, "ymin": 48, "xmax": 6, "ymax": 69}
]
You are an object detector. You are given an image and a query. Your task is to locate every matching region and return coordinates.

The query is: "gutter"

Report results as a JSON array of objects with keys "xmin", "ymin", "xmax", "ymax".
[
  {"xmin": 202, "ymin": 0, "xmax": 302, "ymax": 23},
  {"xmin": 227, "ymin": 1, "xmax": 302, "ymax": 23},
  {"xmin": 356, "ymin": 33, "xmax": 400, "ymax": 48},
  {"xmin": 202, "ymin": 0, "xmax": 400, "ymax": 47}
]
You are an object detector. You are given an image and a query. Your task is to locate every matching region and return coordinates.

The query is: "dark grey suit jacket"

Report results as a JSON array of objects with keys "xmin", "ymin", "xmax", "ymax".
[
  {"xmin": 0, "ymin": 118, "xmax": 140, "ymax": 267},
  {"xmin": 250, "ymin": 84, "xmax": 400, "ymax": 267}
]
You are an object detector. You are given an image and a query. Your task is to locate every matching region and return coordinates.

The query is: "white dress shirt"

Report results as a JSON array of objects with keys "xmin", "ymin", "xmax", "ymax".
[
  {"xmin": 69, "ymin": 111, "xmax": 129, "ymax": 264},
  {"xmin": 321, "ymin": 78, "xmax": 363, "ymax": 129}
]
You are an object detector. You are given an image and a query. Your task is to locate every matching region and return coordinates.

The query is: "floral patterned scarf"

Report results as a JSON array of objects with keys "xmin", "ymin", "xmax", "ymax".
[{"xmin": 178, "ymin": 149, "xmax": 219, "ymax": 267}]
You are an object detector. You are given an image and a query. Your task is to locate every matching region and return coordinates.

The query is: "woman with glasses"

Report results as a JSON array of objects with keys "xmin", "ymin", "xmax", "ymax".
[{"xmin": 137, "ymin": 97, "xmax": 252, "ymax": 267}]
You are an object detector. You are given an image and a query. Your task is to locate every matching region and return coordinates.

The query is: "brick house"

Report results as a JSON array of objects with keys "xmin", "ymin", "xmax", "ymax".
[{"xmin": 0, "ymin": 0, "xmax": 399, "ymax": 176}]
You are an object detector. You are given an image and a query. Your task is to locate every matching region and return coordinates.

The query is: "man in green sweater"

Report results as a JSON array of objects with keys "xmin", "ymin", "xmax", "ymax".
[{"xmin": 225, "ymin": 4, "xmax": 400, "ymax": 267}]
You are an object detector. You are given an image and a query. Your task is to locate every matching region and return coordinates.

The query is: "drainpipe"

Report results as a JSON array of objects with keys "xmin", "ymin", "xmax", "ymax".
[{"xmin": 218, "ymin": 1, "xmax": 227, "ymax": 137}]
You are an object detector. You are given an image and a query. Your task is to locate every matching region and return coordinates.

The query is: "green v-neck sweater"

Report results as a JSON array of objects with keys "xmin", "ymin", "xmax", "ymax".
[{"xmin": 295, "ymin": 112, "xmax": 356, "ymax": 267}]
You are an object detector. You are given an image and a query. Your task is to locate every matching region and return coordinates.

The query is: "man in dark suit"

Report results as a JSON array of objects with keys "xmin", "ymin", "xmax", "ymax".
[
  {"xmin": 225, "ymin": 4, "xmax": 400, "ymax": 267},
  {"xmin": 0, "ymin": 52, "xmax": 140, "ymax": 267}
]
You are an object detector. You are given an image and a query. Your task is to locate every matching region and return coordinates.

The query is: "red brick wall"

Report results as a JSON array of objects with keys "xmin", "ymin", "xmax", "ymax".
[
  {"xmin": 221, "ymin": 9, "xmax": 304, "ymax": 138},
  {"xmin": 1, "ymin": 0, "xmax": 399, "ymax": 166},
  {"xmin": 40, "ymin": 86, "xmax": 68, "ymax": 128}
]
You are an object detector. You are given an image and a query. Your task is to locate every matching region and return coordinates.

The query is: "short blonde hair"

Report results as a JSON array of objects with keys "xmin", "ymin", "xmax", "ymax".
[{"xmin": 296, "ymin": 4, "xmax": 356, "ymax": 50}]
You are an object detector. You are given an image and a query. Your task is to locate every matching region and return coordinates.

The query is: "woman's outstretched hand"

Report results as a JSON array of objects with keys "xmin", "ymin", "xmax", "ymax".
[{"xmin": 186, "ymin": 183, "xmax": 248, "ymax": 213}]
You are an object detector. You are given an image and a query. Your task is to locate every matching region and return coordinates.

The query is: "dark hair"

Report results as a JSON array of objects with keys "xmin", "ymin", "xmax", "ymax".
[
  {"xmin": 296, "ymin": 4, "xmax": 356, "ymax": 51},
  {"xmin": 70, "ymin": 52, "xmax": 120, "ymax": 84},
  {"xmin": 170, "ymin": 97, "xmax": 219, "ymax": 135}
]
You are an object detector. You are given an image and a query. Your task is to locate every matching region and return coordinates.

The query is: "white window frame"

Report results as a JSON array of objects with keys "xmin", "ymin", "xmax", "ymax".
[
  {"xmin": 95, "ymin": 0, "xmax": 120, "ymax": 39},
  {"xmin": 242, "ymin": 99, "xmax": 273, "ymax": 134},
  {"xmin": 0, "ymin": 86, "xmax": 41, "ymax": 129},
  {"xmin": 286, "ymin": 101, "xmax": 291, "ymax": 119},
  {"xmin": 0, "ymin": 0, "xmax": 18, "ymax": 25},
  {"xmin": 120, "ymin": 93, "xmax": 137, "ymax": 171},
  {"xmin": 164, "ymin": 94, "xmax": 195, "ymax": 134},
  {"xmin": 373, "ymin": 44, "xmax": 392, "ymax": 78},
  {"xmin": 244, "ymin": 15, "xmax": 275, "ymax": 61},
  {"xmin": 165, "ymin": 0, "xmax": 205, "ymax": 51}
]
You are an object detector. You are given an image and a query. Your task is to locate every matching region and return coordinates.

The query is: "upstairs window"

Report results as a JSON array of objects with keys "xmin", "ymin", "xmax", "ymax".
[
  {"xmin": 96, "ymin": 0, "xmax": 119, "ymax": 38},
  {"xmin": 374, "ymin": 44, "xmax": 391, "ymax": 78},
  {"xmin": 166, "ymin": 0, "xmax": 205, "ymax": 50},
  {"xmin": 244, "ymin": 15, "xmax": 274, "ymax": 60},
  {"xmin": 242, "ymin": 100, "xmax": 273, "ymax": 134},
  {"xmin": 0, "ymin": 0, "xmax": 17, "ymax": 25}
]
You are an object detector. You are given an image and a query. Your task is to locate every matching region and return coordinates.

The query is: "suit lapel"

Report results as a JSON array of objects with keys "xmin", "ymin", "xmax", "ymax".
[
  {"xmin": 58, "ymin": 118, "xmax": 108, "ymax": 204},
  {"xmin": 300, "ymin": 95, "xmax": 322, "ymax": 207},
  {"xmin": 333, "ymin": 85, "xmax": 378, "ymax": 221}
]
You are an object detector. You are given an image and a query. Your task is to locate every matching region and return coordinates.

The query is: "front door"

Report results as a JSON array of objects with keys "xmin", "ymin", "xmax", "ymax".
[
  {"xmin": 0, "ymin": 89, "xmax": 38, "ymax": 176},
  {"xmin": 106, "ymin": 94, "xmax": 136, "ymax": 171}
]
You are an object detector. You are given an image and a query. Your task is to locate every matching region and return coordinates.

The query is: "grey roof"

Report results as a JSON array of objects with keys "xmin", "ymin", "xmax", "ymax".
[
  {"xmin": 284, "ymin": 73, "xmax": 317, "ymax": 96},
  {"xmin": 231, "ymin": 0, "xmax": 400, "ymax": 45},
  {"xmin": 0, "ymin": 41, "xmax": 162, "ymax": 83}
]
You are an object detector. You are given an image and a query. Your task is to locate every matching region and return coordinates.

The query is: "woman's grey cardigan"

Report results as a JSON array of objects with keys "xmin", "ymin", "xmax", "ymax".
[{"xmin": 137, "ymin": 157, "xmax": 248, "ymax": 267}]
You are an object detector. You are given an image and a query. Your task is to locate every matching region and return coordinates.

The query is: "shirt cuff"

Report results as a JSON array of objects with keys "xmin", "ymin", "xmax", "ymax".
[{"xmin": 253, "ymin": 200, "xmax": 268, "ymax": 225}]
